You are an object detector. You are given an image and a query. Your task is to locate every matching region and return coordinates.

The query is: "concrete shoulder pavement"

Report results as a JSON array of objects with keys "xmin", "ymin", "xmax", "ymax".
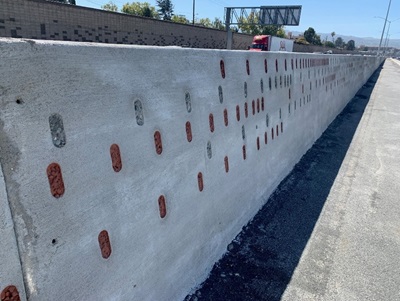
[{"xmin": 282, "ymin": 58, "xmax": 400, "ymax": 301}]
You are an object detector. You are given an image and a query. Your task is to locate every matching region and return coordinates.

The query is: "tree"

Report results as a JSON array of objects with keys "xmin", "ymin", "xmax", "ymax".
[
  {"xmin": 303, "ymin": 27, "xmax": 322, "ymax": 45},
  {"xmin": 122, "ymin": 2, "xmax": 159, "ymax": 18},
  {"xmin": 346, "ymin": 39, "xmax": 355, "ymax": 50},
  {"xmin": 324, "ymin": 41, "xmax": 335, "ymax": 48},
  {"xmin": 171, "ymin": 15, "xmax": 189, "ymax": 24},
  {"xmin": 102, "ymin": 1, "xmax": 118, "ymax": 11},
  {"xmin": 335, "ymin": 37, "xmax": 345, "ymax": 48},
  {"xmin": 156, "ymin": 0, "xmax": 174, "ymax": 21},
  {"xmin": 331, "ymin": 31, "xmax": 336, "ymax": 43},
  {"xmin": 237, "ymin": 13, "xmax": 286, "ymax": 37},
  {"xmin": 212, "ymin": 17, "xmax": 225, "ymax": 30},
  {"xmin": 295, "ymin": 36, "xmax": 309, "ymax": 45},
  {"xmin": 198, "ymin": 18, "xmax": 212, "ymax": 27}
]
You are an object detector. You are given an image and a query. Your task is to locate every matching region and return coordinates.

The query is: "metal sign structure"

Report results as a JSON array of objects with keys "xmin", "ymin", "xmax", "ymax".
[
  {"xmin": 224, "ymin": 5, "xmax": 302, "ymax": 49},
  {"xmin": 225, "ymin": 6, "xmax": 302, "ymax": 26}
]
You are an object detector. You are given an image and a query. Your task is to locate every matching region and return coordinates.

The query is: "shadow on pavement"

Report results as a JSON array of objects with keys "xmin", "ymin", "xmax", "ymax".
[{"xmin": 185, "ymin": 65, "xmax": 384, "ymax": 301}]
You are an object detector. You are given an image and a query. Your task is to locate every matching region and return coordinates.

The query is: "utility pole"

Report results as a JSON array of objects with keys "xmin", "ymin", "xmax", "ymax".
[
  {"xmin": 378, "ymin": 0, "xmax": 392, "ymax": 56},
  {"xmin": 192, "ymin": 0, "xmax": 195, "ymax": 25}
]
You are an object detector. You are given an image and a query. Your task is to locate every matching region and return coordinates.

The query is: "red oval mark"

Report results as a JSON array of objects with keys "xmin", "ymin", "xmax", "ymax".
[
  {"xmin": 252, "ymin": 100, "xmax": 255, "ymax": 115},
  {"xmin": 220, "ymin": 60, "xmax": 225, "ymax": 79},
  {"xmin": 209, "ymin": 113, "xmax": 215, "ymax": 133},
  {"xmin": 242, "ymin": 145, "xmax": 246, "ymax": 160},
  {"xmin": 224, "ymin": 156, "xmax": 229, "ymax": 173},
  {"xmin": 275, "ymin": 59, "xmax": 278, "ymax": 72},
  {"xmin": 246, "ymin": 59, "xmax": 250, "ymax": 75},
  {"xmin": 261, "ymin": 97, "xmax": 265, "ymax": 111},
  {"xmin": 264, "ymin": 132, "xmax": 268, "ymax": 144},
  {"xmin": 198, "ymin": 172, "xmax": 204, "ymax": 192},
  {"xmin": 224, "ymin": 109, "xmax": 228, "ymax": 127},
  {"xmin": 264, "ymin": 59, "xmax": 268, "ymax": 73},
  {"xmin": 110, "ymin": 144, "xmax": 122, "ymax": 172},
  {"xmin": 1, "ymin": 285, "xmax": 20, "ymax": 301},
  {"xmin": 257, "ymin": 137, "xmax": 260, "ymax": 150},
  {"xmin": 236, "ymin": 105, "xmax": 240, "ymax": 121},
  {"xmin": 47, "ymin": 163, "xmax": 65, "ymax": 198},
  {"xmin": 98, "ymin": 230, "xmax": 112, "ymax": 259},
  {"xmin": 257, "ymin": 98, "xmax": 260, "ymax": 113},
  {"xmin": 186, "ymin": 121, "xmax": 192, "ymax": 142},
  {"xmin": 158, "ymin": 195, "xmax": 167, "ymax": 218},
  {"xmin": 244, "ymin": 102, "xmax": 248, "ymax": 118},
  {"xmin": 271, "ymin": 128, "xmax": 274, "ymax": 140},
  {"xmin": 154, "ymin": 131, "xmax": 163, "ymax": 155},
  {"xmin": 276, "ymin": 125, "xmax": 279, "ymax": 137},
  {"xmin": 281, "ymin": 122, "xmax": 283, "ymax": 133}
]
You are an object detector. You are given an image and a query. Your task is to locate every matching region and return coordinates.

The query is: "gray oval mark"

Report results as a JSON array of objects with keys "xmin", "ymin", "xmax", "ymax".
[
  {"xmin": 207, "ymin": 141, "xmax": 212, "ymax": 159},
  {"xmin": 218, "ymin": 86, "xmax": 223, "ymax": 104},
  {"xmin": 260, "ymin": 79, "xmax": 264, "ymax": 93},
  {"xmin": 134, "ymin": 99, "xmax": 144, "ymax": 126},
  {"xmin": 185, "ymin": 92, "xmax": 192, "ymax": 113},
  {"xmin": 242, "ymin": 125, "xmax": 246, "ymax": 140},
  {"xmin": 244, "ymin": 82, "xmax": 248, "ymax": 98},
  {"xmin": 49, "ymin": 113, "xmax": 66, "ymax": 148}
]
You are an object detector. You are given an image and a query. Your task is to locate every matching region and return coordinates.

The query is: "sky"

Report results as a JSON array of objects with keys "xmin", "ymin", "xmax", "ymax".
[{"xmin": 77, "ymin": 0, "xmax": 400, "ymax": 39}]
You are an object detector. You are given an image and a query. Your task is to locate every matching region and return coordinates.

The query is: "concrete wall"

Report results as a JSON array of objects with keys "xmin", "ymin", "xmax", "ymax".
[
  {"xmin": 0, "ymin": 38, "xmax": 383, "ymax": 300},
  {"xmin": 293, "ymin": 43, "xmax": 359, "ymax": 55},
  {"xmin": 0, "ymin": 0, "xmax": 252, "ymax": 50}
]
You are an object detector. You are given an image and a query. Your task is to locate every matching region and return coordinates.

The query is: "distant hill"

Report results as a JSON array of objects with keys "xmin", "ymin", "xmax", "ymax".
[{"xmin": 291, "ymin": 31, "xmax": 400, "ymax": 48}]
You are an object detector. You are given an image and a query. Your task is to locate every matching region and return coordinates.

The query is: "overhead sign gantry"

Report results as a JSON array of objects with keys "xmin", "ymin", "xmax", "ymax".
[{"xmin": 224, "ymin": 5, "xmax": 302, "ymax": 49}]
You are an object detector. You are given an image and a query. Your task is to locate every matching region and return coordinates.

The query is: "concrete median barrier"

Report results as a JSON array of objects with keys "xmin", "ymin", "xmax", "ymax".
[{"xmin": 0, "ymin": 38, "xmax": 383, "ymax": 300}]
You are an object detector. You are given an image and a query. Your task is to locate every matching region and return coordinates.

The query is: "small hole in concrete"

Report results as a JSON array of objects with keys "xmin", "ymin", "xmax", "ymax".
[
  {"xmin": 16, "ymin": 99, "xmax": 24, "ymax": 104},
  {"xmin": 52, "ymin": 239, "xmax": 57, "ymax": 244}
]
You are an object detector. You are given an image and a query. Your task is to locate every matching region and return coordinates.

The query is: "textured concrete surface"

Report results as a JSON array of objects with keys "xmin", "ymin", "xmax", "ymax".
[
  {"xmin": 186, "ymin": 60, "xmax": 400, "ymax": 301},
  {"xmin": 0, "ymin": 167, "xmax": 26, "ymax": 300},
  {"xmin": 0, "ymin": 38, "xmax": 382, "ymax": 300}
]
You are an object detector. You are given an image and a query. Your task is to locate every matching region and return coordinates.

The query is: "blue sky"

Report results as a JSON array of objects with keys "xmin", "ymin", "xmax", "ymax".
[{"xmin": 78, "ymin": 0, "xmax": 400, "ymax": 39}]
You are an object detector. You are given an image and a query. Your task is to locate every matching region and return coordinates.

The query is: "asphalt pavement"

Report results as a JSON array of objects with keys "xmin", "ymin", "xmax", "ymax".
[{"xmin": 185, "ymin": 58, "xmax": 400, "ymax": 301}]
